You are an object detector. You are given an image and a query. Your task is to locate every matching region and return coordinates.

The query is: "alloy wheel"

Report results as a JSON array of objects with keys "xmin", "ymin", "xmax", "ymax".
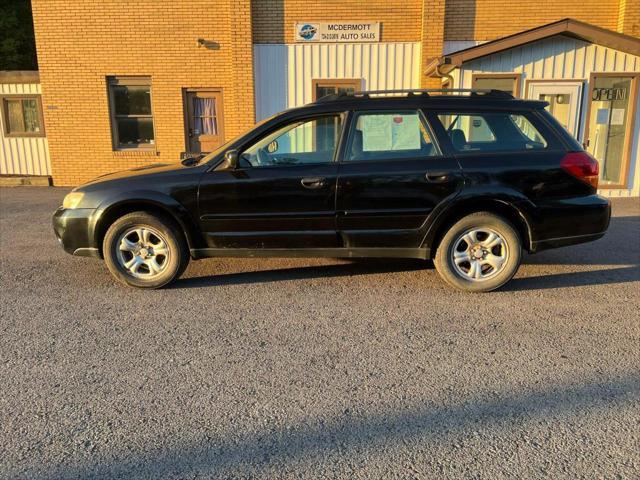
[
  {"xmin": 451, "ymin": 227, "xmax": 509, "ymax": 281},
  {"xmin": 115, "ymin": 226, "xmax": 170, "ymax": 279}
]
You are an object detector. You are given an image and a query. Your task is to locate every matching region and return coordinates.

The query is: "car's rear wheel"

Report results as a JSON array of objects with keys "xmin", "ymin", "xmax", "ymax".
[
  {"xmin": 434, "ymin": 212, "xmax": 522, "ymax": 292},
  {"xmin": 103, "ymin": 211, "xmax": 189, "ymax": 288}
]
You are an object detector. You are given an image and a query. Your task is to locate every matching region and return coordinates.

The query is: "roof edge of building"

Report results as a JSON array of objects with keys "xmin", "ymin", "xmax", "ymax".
[
  {"xmin": 0, "ymin": 70, "xmax": 40, "ymax": 84},
  {"xmin": 427, "ymin": 18, "xmax": 640, "ymax": 77}
]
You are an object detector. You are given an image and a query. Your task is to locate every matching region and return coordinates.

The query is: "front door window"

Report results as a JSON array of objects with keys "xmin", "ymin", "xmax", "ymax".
[
  {"xmin": 240, "ymin": 115, "xmax": 343, "ymax": 167},
  {"xmin": 586, "ymin": 75, "xmax": 638, "ymax": 188}
]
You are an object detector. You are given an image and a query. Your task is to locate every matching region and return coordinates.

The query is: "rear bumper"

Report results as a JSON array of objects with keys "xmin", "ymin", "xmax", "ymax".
[
  {"xmin": 530, "ymin": 194, "xmax": 611, "ymax": 252},
  {"xmin": 52, "ymin": 207, "xmax": 101, "ymax": 258}
]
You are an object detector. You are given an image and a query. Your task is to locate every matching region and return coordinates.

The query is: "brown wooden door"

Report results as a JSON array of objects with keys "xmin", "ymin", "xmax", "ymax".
[{"xmin": 185, "ymin": 90, "xmax": 224, "ymax": 153}]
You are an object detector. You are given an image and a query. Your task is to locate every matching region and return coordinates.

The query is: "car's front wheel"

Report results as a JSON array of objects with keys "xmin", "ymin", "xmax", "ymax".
[
  {"xmin": 434, "ymin": 212, "xmax": 522, "ymax": 292},
  {"xmin": 103, "ymin": 211, "xmax": 189, "ymax": 288}
]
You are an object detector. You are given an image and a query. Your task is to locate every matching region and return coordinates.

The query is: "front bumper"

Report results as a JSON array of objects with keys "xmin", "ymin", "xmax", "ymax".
[{"xmin": 52, "ymin": 207, "xmax": 101, "ymax": 258}]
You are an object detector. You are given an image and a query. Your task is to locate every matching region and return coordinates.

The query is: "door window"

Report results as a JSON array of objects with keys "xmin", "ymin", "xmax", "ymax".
[
  {"xmin": 586, "ymin": 75, "xmax": 637, "ymax": 187},
  {"xmin": 240, "ymin": 115, "xmax": 343, "ymax": 167},
  {"xmin": 527, "ymin": 82, "xmax": 583, "ymax": 138},
  {"xmin": 437, "ymin": 112, "xmax": 547, "ymax": 152},
  {"xmin": 345, "ymin": 111, "xmax": 439, "ymax": 161},
  {"xmin": 540, "ymin": 93, "xmax": 572, "ymax": 131}
]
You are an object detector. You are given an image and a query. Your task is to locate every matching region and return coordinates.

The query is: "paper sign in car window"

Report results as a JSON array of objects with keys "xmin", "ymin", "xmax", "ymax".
[
  {"xmin": 391, "ymin": 114, "xmax": 420, "ymax": 150},
  {"xmin": 362, "ymin": 115, "xmax": 392, "ymax": 151}
]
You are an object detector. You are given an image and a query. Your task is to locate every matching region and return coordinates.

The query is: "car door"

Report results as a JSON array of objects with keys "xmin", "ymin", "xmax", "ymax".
[
  {"xmin": 197, "ymin": 113, "xmax": 345, "ymax": 249},
  {"xmin": 336, "ymin": 109, "xmax": 463, "ymax": 248}
]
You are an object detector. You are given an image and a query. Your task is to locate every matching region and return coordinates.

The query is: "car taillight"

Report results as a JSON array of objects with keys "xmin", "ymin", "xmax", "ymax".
[{"xmin": 560, "ymin": 152, "xmax": 599, "ymax": 189}]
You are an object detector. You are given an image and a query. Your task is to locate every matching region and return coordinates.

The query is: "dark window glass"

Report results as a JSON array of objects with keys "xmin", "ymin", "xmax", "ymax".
[
  {"xmin": 437, "ymin": 113, "xmax": 547, "ymax": 152},
  {"xmin": 115, "ymin": 118, "xmax": 155, "ymax": 146},
  {"xmin": 113, "ymin": 85, "xmax": 152, "ymax": 115},
  {"xmin": 108, "ymin": 78, "xmax": 154, "ymax": 148}
]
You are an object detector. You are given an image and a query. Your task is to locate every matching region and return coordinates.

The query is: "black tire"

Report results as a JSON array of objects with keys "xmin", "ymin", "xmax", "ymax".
[
  {"xmin": 103, "ymin": 211, "xmax": 189, "ymax": 289},
  {"xmin": 434, "ymin": 212, "xmax": 522, "ymax": 292}
]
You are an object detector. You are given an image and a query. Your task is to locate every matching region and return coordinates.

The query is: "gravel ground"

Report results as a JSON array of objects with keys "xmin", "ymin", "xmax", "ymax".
[{"xmin": 0, "ymin": 186, "xmax": 639, "ymax": 480}]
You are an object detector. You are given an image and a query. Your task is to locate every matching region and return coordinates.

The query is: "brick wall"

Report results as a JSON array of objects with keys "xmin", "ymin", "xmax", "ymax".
[
  {"xmin": 251, "ymin": 0, "xmax": 423, "ymax": 43},
  {"xmin": 618, "ymin": 0, "xmax": 640, "ymax": 37},
  {"xmin": 444, "ymin": 0, "xmax": 622, "ymax": 40},
  {"xmin": 421, "ymin": 0, "xmax": 446, "ymax": 89},
  {"xmin": 32, "ymin": 0, "xmax": 255, "ymax": 186}
]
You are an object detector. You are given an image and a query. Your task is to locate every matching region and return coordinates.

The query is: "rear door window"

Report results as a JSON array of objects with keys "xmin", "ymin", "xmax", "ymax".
[
  {"xmin": 345, "ymin": 110, "xmax": 440, "ymax": 161},
  {"xmin": 437, "ymin": 112, "xmax": 547, "ymax": 153}
]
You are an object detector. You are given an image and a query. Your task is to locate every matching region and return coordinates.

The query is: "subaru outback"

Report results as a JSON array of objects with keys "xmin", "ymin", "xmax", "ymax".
[{"xmin": 52, "ymin": 89, "xmax": 610, "ymax": 292}]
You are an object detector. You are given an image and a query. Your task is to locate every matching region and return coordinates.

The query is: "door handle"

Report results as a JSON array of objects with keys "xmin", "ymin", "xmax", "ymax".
[
  {"xmin": 301, "ymin": 177, "xmax": 326, "ymax": 189},
  {"xmin": 425, "ymin": 171, "xmax": 451, "ymax": 183}
]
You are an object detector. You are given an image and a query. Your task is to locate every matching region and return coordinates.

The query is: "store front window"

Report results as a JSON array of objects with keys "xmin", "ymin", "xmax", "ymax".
[
  {"xmin": 585, "ymin": 74, "xmax": 638, "ymax": 188},
  {"xmin": 472, "ymin": 73, "xmax": 521, "ymax": 97}
]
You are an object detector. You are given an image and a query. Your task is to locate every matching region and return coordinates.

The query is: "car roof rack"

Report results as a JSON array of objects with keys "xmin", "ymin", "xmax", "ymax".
[{"xmin": 315, "ymin": 88, "xmax": 515, "ymax": 102}]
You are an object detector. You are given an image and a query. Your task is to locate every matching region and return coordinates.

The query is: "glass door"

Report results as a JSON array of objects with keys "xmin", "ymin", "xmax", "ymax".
[
  {"xmin": 527, "ymin": 81, "xmax": 583, "ymax": 138},
  {"xmin": 585, "ymin": 74, "xmax": 639, "ymax": 188}
]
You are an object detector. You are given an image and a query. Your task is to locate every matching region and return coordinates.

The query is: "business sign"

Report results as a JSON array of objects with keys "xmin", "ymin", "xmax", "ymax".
[
  {"xmin": 592, "ymin": 87, "xmax": 627, "ymax": 101},
  {"xmin": 295, "ymin": 22, "xmax": 380, "ymax": 43}
]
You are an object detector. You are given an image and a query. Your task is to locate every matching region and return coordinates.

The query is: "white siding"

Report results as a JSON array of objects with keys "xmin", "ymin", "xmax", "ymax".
[
  {"xmin": 254, "ymin": 42, "xmax": 421, "ymax": 121},
  {"xmin": 450, "ymin": 36, "xmax": 640, "ymax": 197},
  {"xmin": 0, "ymin": 82, "xmax": 51, "ymax": 177}
]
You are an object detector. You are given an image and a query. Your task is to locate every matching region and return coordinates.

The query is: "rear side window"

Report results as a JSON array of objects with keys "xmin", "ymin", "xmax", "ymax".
[
  {"xmin": 346, "ymin": 111, "xmax": 440, "ymax": 161},
  {"xmin": 437, "ymin": 112, "xmax": 548, "ymax": 153}
]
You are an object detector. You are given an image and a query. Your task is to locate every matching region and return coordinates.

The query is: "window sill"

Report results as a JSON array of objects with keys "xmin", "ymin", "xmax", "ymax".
[
  {"xmin": 4, "ymin": 133, "xmax": 46, "ymax": 138},
  {"xmin": 112, "ymin": 149, "xmax": 160, "ymax": 157}
]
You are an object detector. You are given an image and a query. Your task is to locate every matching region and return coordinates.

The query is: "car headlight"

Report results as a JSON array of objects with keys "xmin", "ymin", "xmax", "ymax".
[{"xmin": 62, "ymin": 192, "xmax": 85, "ymax": 209}]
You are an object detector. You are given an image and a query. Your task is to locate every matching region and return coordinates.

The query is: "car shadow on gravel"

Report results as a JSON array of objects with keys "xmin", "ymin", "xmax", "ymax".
[
  {"xmin": 20, "ymin": 374, "xmax": 640, "ymax": 480},
  {"xmin": 172, "ymin": 215, "xmax": 639, "ymax": 291},
  {"xmin": 172, "ymin": 258, "xmax": 430, "ymax": 289},
  {"xmin": 174, "ymin": 261, "xmax": 639, "ymax": 292}
]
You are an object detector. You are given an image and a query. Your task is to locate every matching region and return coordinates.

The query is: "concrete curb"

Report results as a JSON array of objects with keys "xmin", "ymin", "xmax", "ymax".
[{"xmin": 0, "ymin": 175, "xmax": 52, "ymax": 187}]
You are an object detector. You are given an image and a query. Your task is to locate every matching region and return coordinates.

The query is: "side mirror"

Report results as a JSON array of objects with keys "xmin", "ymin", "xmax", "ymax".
[{"xmin": 224, "ymin": 149, "xmax": 239, "ymax": 169}]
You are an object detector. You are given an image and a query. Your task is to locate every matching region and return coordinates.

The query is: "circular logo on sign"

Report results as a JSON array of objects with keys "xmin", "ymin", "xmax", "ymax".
[{"xmin": 299, "ymin": 24, "xmax": 317, "ymax": 40}]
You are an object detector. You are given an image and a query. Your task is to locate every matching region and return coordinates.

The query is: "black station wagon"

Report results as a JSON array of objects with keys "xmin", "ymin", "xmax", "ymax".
[{"xmin": 53, "ymin": 89, "xmax": 610, "ymax": 292}]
